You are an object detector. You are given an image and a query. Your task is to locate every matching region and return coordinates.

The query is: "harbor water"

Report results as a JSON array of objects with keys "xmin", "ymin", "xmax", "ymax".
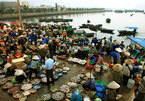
[{"xmin": 12, "ymin": 12, "xmax": 145, "ymax": 47}]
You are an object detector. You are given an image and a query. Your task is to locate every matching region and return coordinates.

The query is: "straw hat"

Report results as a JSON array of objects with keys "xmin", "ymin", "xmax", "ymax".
[
  {"xmin": 112, "ymin": 64, "xmax": 123, "ymax": 72},
  {"xmin": 32, "ymin": 55, "xmax": 40, "ymax": 60},
  {"xmin": 124, "ymin": 52, "xmax": 130, "ymax": 57},
  {"xmin": 108, "ymin": 81, "xmax": 120, "ymax": 89},
  {"xmin": 114, "ymin": 40, "xmax": 120, "ymax": 44},
  {"xmin": 37, "ymin": 39, "xmax": 43, "ymax": 42},
  {"xmin": 115, "ymin": 48, "xmax": 122, "ymax": 52},
  {"xmin": 14, "ymin": 69, "xmax": 24, "ymax": 76},
  {"xmin": 55, "ymin": 38, "xmax": 60, "ymax": 42},
  {"xmin": 38, "ymin": 44, "xmax": 45, "ymax": 49},
  {"xmin": 70, "ymin": 83, "xmax": 77, "ymax": 91},
  {"xmin": 138, "ymin": 65, "xmax": 143, "ymax": 70},
  {"xmin": 4, "ymin": 63, "xmax": 12, "ymax": 68},
  {"xmin": 23, "ymin": 54, "xmax": 28, "ymax": 58},
  {"xmin": 86, "ymin": 73, "xmax": 94, "ymax": 79},
  {"xmin": 62, "ymin": 44, "xmax": 66, "ymax": 47},
  {"xmin": 45, "ymin": 36, "xmax": 48, "ymax": 38},
  {"xmin": 40, "ymin": 35, "xmax": 43, "ymax": 37},
  {"xmin": 125, "ymin": 59, "xmax": 133, "ymax": 65},
  {"xmin": 138, "ymin": 76, "xmax": 145, "ymax": 93}
]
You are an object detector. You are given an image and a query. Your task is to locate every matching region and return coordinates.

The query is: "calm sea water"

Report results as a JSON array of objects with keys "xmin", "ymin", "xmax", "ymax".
[{"xmin": 19, "ymin": 12, "xmax": 145, "ymax": 46}]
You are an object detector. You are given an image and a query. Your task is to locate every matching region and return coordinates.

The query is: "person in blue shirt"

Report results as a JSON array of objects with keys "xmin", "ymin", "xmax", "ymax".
[
  {"xmin": 110, "ymin": 48, "xmax": 122, "ymax": 64},
  {"xmin": 44, "ymin": 54, "xmax": 54, "ymax": 88},
  {"xmin": 82, "ymin": 73, "xmax": 96, "ymax": 91},
  {"xmin": 70, "ymin": 83, "xmax": 82, "ymax": 101}
]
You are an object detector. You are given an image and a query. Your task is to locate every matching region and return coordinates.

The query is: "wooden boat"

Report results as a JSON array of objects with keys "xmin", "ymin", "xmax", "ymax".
[
  {"xmin": 100, "ymin": 28, "xmax": 114, "ymax": 34},
  {"xmin": 79, "ymin": 24, "xmax": 102, "ymax": 31},
  {"xmin": 106, "ymin": 18, "xmax": 111, "ymax": 23},
  {"xmin": 85, "ymin": 33, "xmax": 94, "ymax": 37},
  {"xmin": 118, "ymin": 30, "xmax": 136, "ymax": 36},
  {"xmin": 39, "ymin": 19, "xmax": 73, "ymax": 22}
]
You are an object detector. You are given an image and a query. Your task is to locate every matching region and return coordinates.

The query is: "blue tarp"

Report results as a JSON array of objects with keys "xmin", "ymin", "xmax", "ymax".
[
  {"xmin": 128, "ymin": 27, "xmax": 138, "ymax": 29},
  {"xmin": 128, "ymin": 36, "xmax": 145, "ymax": 48}
]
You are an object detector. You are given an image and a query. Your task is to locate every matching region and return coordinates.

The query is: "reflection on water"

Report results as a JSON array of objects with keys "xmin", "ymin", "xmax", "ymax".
[{"xmin": 10, "ymin": 12, "xmax": 145, "ymax": 46}]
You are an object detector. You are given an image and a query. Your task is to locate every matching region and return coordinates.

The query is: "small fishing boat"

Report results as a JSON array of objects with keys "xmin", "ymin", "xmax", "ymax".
[
  {"xmin": 100, "ymin": 28, "xmax": 114, "ymax": 34},
  {"xmin": 118, "ymin": 30, "xmax": 136, "ymax": 36},
  {"xmin": 106, "ymin": 18, "xmax": 111, "ymax": 23}
]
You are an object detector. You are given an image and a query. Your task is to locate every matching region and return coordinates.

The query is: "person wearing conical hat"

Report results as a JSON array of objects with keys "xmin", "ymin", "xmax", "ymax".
[
  {"xmin": 120, "ymin": 49, "xmax": 130, "ymax": 65},
  {"xmin": 37, "ymin": 44, "xmax": 47, "ymax": 63},
  {"xmin": 29, "ymin": 55, "xmax": 40, "ymax": 80},
  {"xmin": 113, "ymin": 40, "xmax": 120, "ymax": 51},
  {"xmin": 23, "ymin": 54, "xmax": 31, "ymax": 65},
  {"xmin": 70, "ymin": 83, "xmax": 83, "ymax": 101},
  {"xmin": 3, "ymin": 63, "xmax": 13, "ymax": 75},
  {"xmin": 112, "ymin": 64, "xmax": 123, "ymax": 93},
  {"xmin": 110, "ymin": 48, "xmax": 122, "ymax": 64},
  {"xmin": 106, "ymin": 81, "xmax": 121, "ymax": 101},
  {"xmin": 82, "ymin": 72, "xmax": 96, "ymax": 91},
  {"xmin": 14, "ymin": 69, "xmax": 27, "ymax": 83},
  {"xmin": 133, "ymin": 76, "xmax": 145, "ymax": 101},
  {"xmin": 123, "ymin": 59, "xmax": 133, "ymax": 86}
]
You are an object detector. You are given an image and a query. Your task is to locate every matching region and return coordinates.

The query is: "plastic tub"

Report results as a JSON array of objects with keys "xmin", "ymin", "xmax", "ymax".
[
  {"xmin": 95, "ymin": 83, "xmax": 104, "ymax": 92},
  {"xmin": 127, "ymin": 79, "xmax": 135, "ymax": 89}
]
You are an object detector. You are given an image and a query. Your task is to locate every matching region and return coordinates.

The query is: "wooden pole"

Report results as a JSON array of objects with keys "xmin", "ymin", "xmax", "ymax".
[{"xmin": 17, "ymin": 0, "xmax": 22, "ymax": 27}]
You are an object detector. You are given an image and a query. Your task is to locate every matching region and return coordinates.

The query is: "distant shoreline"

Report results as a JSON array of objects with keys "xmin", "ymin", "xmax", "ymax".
[{"xmin": 0, "ymin": 10, "xmax": 111, "ymax": 20}]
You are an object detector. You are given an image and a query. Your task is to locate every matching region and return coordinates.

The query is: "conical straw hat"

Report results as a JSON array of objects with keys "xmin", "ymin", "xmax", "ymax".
[
  {"xmin": 23, "ymin": 54, "xmax": 28, "ymax": 58},
  {"xmin": 114, "ymin": 40, "xmax": 120, "ymax": 44},
  {"xmin": 38, "ymin": 44, "xmax": 45, "ymax": 49},
  {"xmin": 115, "ymin": 48, "xmax": 122, "ymax": 52},
  {"xmin": 112, "ymin": 64, "xmax": 123, "ymax": 72},
  {"xmin": 37, "ymin": 39, "xmax": 43, "ymax": 42},
  {"xmin": 86, "ymin": 73, "xmax": 94, "ymax": 79},
  {"xmin": 32, "ymin": 55, "xmax": 40, "ymax": 60},
  {"xmin": 62, "ymin": 44, "xmax": 66, "ymax": 47},
  {"xmin": 108, "ymin": 81, "xmax": 120, "ymax": 89},
  {"xmin": 124, "ymin": 52, "xmax": 130, "ymax": 57},
  {"xmin": 125, "ymin": 59, "xmax": 133, "ymax": 65},
  {"xmin": 4, "ymin": 63, "xmax": 12, "ymax": 68},
  {"xmin": 14, "ymin": 69, "xmax": 24, "ymax": 76}
]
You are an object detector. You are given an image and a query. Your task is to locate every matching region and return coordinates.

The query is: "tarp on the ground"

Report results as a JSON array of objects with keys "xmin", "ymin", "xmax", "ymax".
[{"xmin": 128, "ymin": 36, "xmax": 145, "ymax": 48}]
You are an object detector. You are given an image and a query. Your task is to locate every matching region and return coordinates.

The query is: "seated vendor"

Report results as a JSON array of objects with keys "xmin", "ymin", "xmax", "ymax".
[
  {"xmin": 14, "ymin": 69, "xmax": 27, "ymax": 83},
  {"xmin": 3, "ymin": 63, "xmax": 15, "ymax": 76},
  {"xmin": 59, "ymin": 44, "xmax": 67, "ymax": 55},
  {"xmin": 82, "ymin": 73, "xmax": 96, "ymax": 91},
  {"xmin": 23, "ymin": 54, "xmax": 31, "ymax": 65},
  {"xmin": 106, "ymin": 81, "xmax": 122, "ymax": 101},
  {"xmin": 110, "ymin": 48, "xmax": 122, "ymax": 64},
  {"xmin": 70, "ymin": 83, "xmax": 82, "ymax": 101}
]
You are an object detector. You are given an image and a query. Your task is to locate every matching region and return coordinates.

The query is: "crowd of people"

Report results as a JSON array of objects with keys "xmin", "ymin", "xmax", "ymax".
[{"xmin": 0, "ymin": 23, "xmax": 145, "ymax": 101}]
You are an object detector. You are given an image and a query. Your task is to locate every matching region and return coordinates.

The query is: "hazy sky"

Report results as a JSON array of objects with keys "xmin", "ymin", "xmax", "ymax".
[{"xmin": 1, "ymin": 0, "xmax": 145, "ymax": 10}]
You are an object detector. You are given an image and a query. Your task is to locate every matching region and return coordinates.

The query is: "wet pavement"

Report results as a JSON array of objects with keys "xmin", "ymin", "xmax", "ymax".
[{"xmin": 0, "ymin": 57, "xmax": 135, "ymax": 101}]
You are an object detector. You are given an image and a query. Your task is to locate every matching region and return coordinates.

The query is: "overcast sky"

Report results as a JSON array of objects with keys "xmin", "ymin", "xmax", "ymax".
[{"xmin": 1, "ymin": 0, "xmax": 145, "ymax": 10}]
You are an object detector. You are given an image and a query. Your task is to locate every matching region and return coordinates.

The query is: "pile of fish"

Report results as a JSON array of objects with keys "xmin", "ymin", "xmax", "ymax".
[
  {"xmin": 52, "ymin": 92, "xmax": 65, "ymax": 101},
  {"xmin": 68, "ymin": 57, "xmax": 86, "ymax": 65},
  {"xmin": 2, "ymin": 82, "xmax": 13, "ymax": 89},
  {"xmin": 21, "ymin": 83, "xmax": 32, "ymax": 91},
  {"xmin": 60, "ymin": 85, "xmax": 70, "ymax": 93},
  {"xmin": 31, "ymin": 78, "xmax": 41, "ymax": 84},
  {"xmin": 42, "ymin": 93, "xmax": 51, "ymax": 100},
  {"xmin": 71, "ymin": 76, "xmax": 81, "ymax": 83}
]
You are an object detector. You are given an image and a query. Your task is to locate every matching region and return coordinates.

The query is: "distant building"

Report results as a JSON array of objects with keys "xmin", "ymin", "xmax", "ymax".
[
  {"xmin": 62, "ymin": 5, "xmax": 66, "ymax": 11},
  {"xmin": 57, "ymin": 5, "xmax": 61, "ymax": 11},
  {"xmin": 40, "ymin": 5, "xmax": 47, "ymax": 7},
  {"xmin": 0, "ymin": 1, "xmax": 17, "ymax": 10},
  {"xmin": 30, "ymin": 5, "xmax": 52, "ymax": 8},
  {"xmin": 22, "ymin": 1, "xmax": 30, "ymax": 7}
]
